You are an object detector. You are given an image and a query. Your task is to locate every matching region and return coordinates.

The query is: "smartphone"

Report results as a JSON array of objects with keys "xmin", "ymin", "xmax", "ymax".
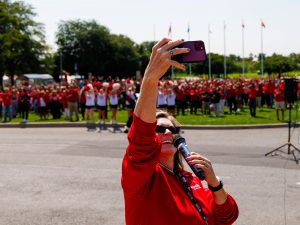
[{"xmin": 172, "ymin": 40, "xmax": 206, "ymax": 63}]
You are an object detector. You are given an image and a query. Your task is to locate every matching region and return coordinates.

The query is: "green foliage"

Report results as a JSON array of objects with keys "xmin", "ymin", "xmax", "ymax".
[
  {"xmin": 55, "ymin": 20, "xmax": 141, "ymax": 80},
  {"xmin": 264, "ymin": 53, "xmax": 298, "ymax": 75},
  {"xmin": 0, "ymin": 0, "xmax": 51, "ymax": 85},
  {"xmin": 138, "ymin": 41, "xmax": 156, "ymax": 73},
  {"xmin": 56, "ymin": 20, "xmax": 112, "ymax": 78},
  {"xmin": 109, "ymin": 34, "xmax": 140, "ymax": 76}
]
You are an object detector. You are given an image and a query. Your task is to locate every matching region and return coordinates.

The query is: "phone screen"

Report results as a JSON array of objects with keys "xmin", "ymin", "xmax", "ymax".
[{"xmin": 172, "ymin": 40, "xmax": 206, "ymax": 63}]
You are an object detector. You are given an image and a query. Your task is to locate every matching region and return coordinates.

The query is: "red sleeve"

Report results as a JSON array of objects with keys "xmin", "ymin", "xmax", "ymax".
[
  {"xmin": 122, "ymin": 114, "xmax": 161, "ymax": 197},
  {"xmin": 213, "ymin": 194, "xmax": 239, "ymax": 225}
]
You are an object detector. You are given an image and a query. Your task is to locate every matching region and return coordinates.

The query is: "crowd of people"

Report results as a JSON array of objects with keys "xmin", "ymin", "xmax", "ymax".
[{"xmin": 0, "ymin": 74, "xmax": 296, "ymax": 125}]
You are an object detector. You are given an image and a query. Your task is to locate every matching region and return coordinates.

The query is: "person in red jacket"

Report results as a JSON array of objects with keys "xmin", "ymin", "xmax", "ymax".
[
  {"xmin": 2, "ymin": 87, "xmax": 13, "ymax": 122},
  {"xmin": 122, "ymin": 38, "xmax": 239, "ymax": 225},
  {"xmin": 0, "ymin": 90, "xmax": 3, "ymax": 120},
  {"xmin": 247, "ymin": 83, "xmax": 257, "ymax": 117}
]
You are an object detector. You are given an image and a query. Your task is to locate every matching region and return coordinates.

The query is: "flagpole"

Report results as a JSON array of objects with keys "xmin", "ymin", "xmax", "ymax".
[
  {"xmin": 188, "ymin": 23, "xmax": 191, "ymax": 76},
  {"xmin": 208, "ymin": 24, "xmax": 211, "ymax": 80},
  {"xmin": 261, "ymin": 20, "xmax": 264, "ymax": 77},
  {"xmin": 223, "ymin": 21, "xmax": 227, "ymax": 79},
  {"xmin": 242, "ymin": 21, "xmax": 245, "ymax": 77}
]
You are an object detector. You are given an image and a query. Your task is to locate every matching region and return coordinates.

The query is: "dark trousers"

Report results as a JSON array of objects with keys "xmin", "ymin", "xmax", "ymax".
[
  {"xmin": 249, "ymin": 98, "xmax": 256, "ymax": 117},
  {"xmin": 176, "ymin": 100, "xmax": 185, "ymax": 115},
  {"xmin": 20, "ymin": 104, "xmax": 30, "ymax": 120},
  {"xmin": 126, "ymin": 115, "xmax": 133, "ymax": 128},
  {"xmin": 228, "ymin": 97, "xmax": 237, "ymax": 113},
  {"xmin": 190, "ymin": 101, "xmax": 201, "ymax": 115},
  {"xmin": 80, "ymin": 103, "xmax": 85, "ymax": 119}
]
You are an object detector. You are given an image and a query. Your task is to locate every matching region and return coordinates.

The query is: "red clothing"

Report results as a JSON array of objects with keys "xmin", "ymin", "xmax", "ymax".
[
  {"xmin": 274, "ymin": 88, "xmax": 284, "ymax": 102},
  {"xmin": 0, "ymin": 92, "xmax": 3, "ymax": 105},
  {"xmin": 35, "ymin": 93, "xmax": 49, "ymax": 107},
  {"xmin": 2, "ymin": 92, "xmax": 12, "ymax": 106},
  {"xmin": 79, "ymin": 89, "xmax": 86, "ymax": 104},
  {"xmin": 122, "ymin": 115, "xmax": 238, "ymax": 225},
  {"xmin": 66, "ymin": 88, "xmax": 79, "ymax": 102},
  {"xmin": 176, "ymin": 91, "xmax": 186, "ymax": 101},
  {"xmin": 247, "ymin": 88, "xmax": 257, "ymax": 99}
]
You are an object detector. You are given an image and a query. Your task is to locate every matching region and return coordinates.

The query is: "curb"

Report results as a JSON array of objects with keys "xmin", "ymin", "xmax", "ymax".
[
  {"xmin": 182, "ymin": 123, "xmax": 289, "ymax": 130},
  {"xmin": 0, "ymin": 122, "xmax": 294, "ymax": 130}
]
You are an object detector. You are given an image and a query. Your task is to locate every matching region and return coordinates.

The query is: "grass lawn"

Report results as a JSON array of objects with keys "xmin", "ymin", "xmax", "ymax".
[
  {"xmin": 176, "ymin": 107, "xmax": 293, "ymax": 125},
  {"xmin": 5, "ymin": 104, "xmax": 300, "ymax": 125}
]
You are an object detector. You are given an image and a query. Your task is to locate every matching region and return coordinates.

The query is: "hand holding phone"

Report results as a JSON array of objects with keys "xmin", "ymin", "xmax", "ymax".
[{"xmin": 172, "ymin": 40, "xmax": 206, "ymax": 63}]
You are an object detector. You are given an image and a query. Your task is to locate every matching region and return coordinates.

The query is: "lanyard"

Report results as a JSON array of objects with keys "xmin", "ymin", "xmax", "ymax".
[{"xmin": 175, "ymin": 170, "xmax": 208, "ymax": 225}]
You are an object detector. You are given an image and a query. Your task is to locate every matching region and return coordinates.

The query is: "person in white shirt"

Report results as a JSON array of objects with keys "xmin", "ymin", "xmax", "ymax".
[
  {"xmin": 157, "ymin": 87, "xmax": 168, "ymax": 110},
  {"xmin": 109, "ymin": 88, "xmax": 119, "ymax": 124},
  {"xmin": 96, "ymin": 87, "xmax": 107, "ymax": 124},
  {"xmin": 166, "ymin": 88, "xmax": 176, "ymax": 117},
  {"xmin": 85, "ymin": 84, "xmax": 95, "ymax": 122}
]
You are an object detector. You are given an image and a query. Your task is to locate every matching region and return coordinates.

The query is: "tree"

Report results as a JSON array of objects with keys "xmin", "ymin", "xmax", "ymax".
[
  {"xmin": 55, "ymin": 20, "xmax": 140, "ymax": 80},
  {"xmin": 109, "ymin": 34, "xmax": 140, "ymax": 77},
  {"xmin": 289, "ymin": 53, "xmax": 300, "ymax": 71},
  {"xmin": 55, "ymin": 20, "xmax": 112, "ymax": 79},
  {"xmin": 137, "ymin": 41, "xmax": 156, "ymax": 74},
  {"xmin": 0, "ymin": 0, "xmax": 50, "ymax": 86},
  {"xmin": 264, "ymin": 53, "xmax": 297, "ymax": 75}
]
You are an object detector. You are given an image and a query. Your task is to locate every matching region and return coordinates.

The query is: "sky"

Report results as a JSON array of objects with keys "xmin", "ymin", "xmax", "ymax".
[{"xmin": 23, "ymin": 0, "xmax": 300, "ymax": 57}]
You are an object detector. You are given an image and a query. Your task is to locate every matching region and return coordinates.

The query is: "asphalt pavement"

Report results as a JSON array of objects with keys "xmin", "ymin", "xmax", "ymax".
[{"xmin": 0, "ymin": 126, "xmax": 300, "ymax": 225}]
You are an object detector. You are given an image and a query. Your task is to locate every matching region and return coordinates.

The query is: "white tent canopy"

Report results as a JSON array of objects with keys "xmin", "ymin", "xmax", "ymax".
[{"xmin": 24, "ymin": 74, "xmax": 53, "ymax": 80}]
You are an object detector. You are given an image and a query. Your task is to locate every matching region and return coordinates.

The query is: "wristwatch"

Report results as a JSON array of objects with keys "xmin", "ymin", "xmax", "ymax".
[{"xmin": 208, "ymin": 176, "xmax": 223, "ymax": 192}]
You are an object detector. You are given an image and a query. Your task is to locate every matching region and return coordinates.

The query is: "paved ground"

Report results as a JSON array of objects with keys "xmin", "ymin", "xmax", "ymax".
[{"xmin": 0, "ymin": 127, "xmax": 300, "ymax": 225}]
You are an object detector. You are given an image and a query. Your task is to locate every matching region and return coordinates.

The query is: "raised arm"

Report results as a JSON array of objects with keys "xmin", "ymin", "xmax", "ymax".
[
  {"xmin": 122, "ymin": 38, "xmax": 190, "ymax": 196},
  {"xmin": 134, "ymin": 38, "xmax": 189, "ymax": 122}
]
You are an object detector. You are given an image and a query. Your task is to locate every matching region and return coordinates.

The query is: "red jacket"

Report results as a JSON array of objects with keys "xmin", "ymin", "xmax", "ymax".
[
  {"xmin": 34, "ymin": 92, "xmax": 49, "ymax": 107},
  {"xmin": 247, "ymin": 88, "xmax": 257, "ymax": 99},
  {"xmin": 66, "ymin": 88, "xmax": 79, "ymax": 102},
  {"xmin": 2, "ymin": 92, "xmax": 12, "ymax": 106},
  {"xmin": 122, "ymin": 115, "xmax": 239, "ymax": 225}
]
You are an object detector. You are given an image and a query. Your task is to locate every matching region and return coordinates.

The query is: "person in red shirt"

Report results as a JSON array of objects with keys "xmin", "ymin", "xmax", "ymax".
[
  {"xmin": 274, "ymin": 85, "xmax": 285, "ymax": 120},
  {"xmin": 2, "ymin": 87, "xmax": 13, "ymax": 122},
  {"xmin": 66, "ymin": 84, "xmax": 79, "ymax": 122},
  {"xmin": 19, "ymin": 88, "xmax": 31, "ymax": 122},
  {"xmin": 48, "ymin": 89, "xmax": 62, "ymax": 119},
  {"xmin": 174, "ymin": 84, "xmax": 186, "ymax": 116},
  {"xmin": 60, "ymin": 88, "xmax": 69, "ymax": 120},
  {"xmin": 35, "ymin": 89, "xmax": 48, "ymax": 120},
  {"xmin": 0, "ymin": 90, "xmax": 3, "ymax": 120},
  {"xmin": 247, "ymin": 83, "xmax": 257, "ymax": 117},
  {"xmin": 122, "ymin": 38, "xmax": 239, "ymax": 225}
]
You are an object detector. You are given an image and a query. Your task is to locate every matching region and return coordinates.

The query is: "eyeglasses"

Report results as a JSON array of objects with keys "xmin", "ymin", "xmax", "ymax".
[{"xmin": 155, "ymin": 125, "xmax": 180, "ymax": 134}]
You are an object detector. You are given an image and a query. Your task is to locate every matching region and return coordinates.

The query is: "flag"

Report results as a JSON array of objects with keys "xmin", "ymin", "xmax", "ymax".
[
  {"xmin": 242, "ymin": 21, "xmax": 245, "ymax": 28},
  {"xmin": 168, "ymin": 24, "xmax": 172, "ymax": 36},
  {"xmin": 261, "ymin": 20, "xmax": 266, "ymax": 28},
  {"xmin": 187, "ymin": 23, "xmax": 190, "ymax": 33}
]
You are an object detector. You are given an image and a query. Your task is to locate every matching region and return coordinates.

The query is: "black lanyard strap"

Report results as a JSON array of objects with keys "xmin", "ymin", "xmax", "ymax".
[{"xmin": 175, "ymin": 170, "xmax": 208, "ymax": 225}]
